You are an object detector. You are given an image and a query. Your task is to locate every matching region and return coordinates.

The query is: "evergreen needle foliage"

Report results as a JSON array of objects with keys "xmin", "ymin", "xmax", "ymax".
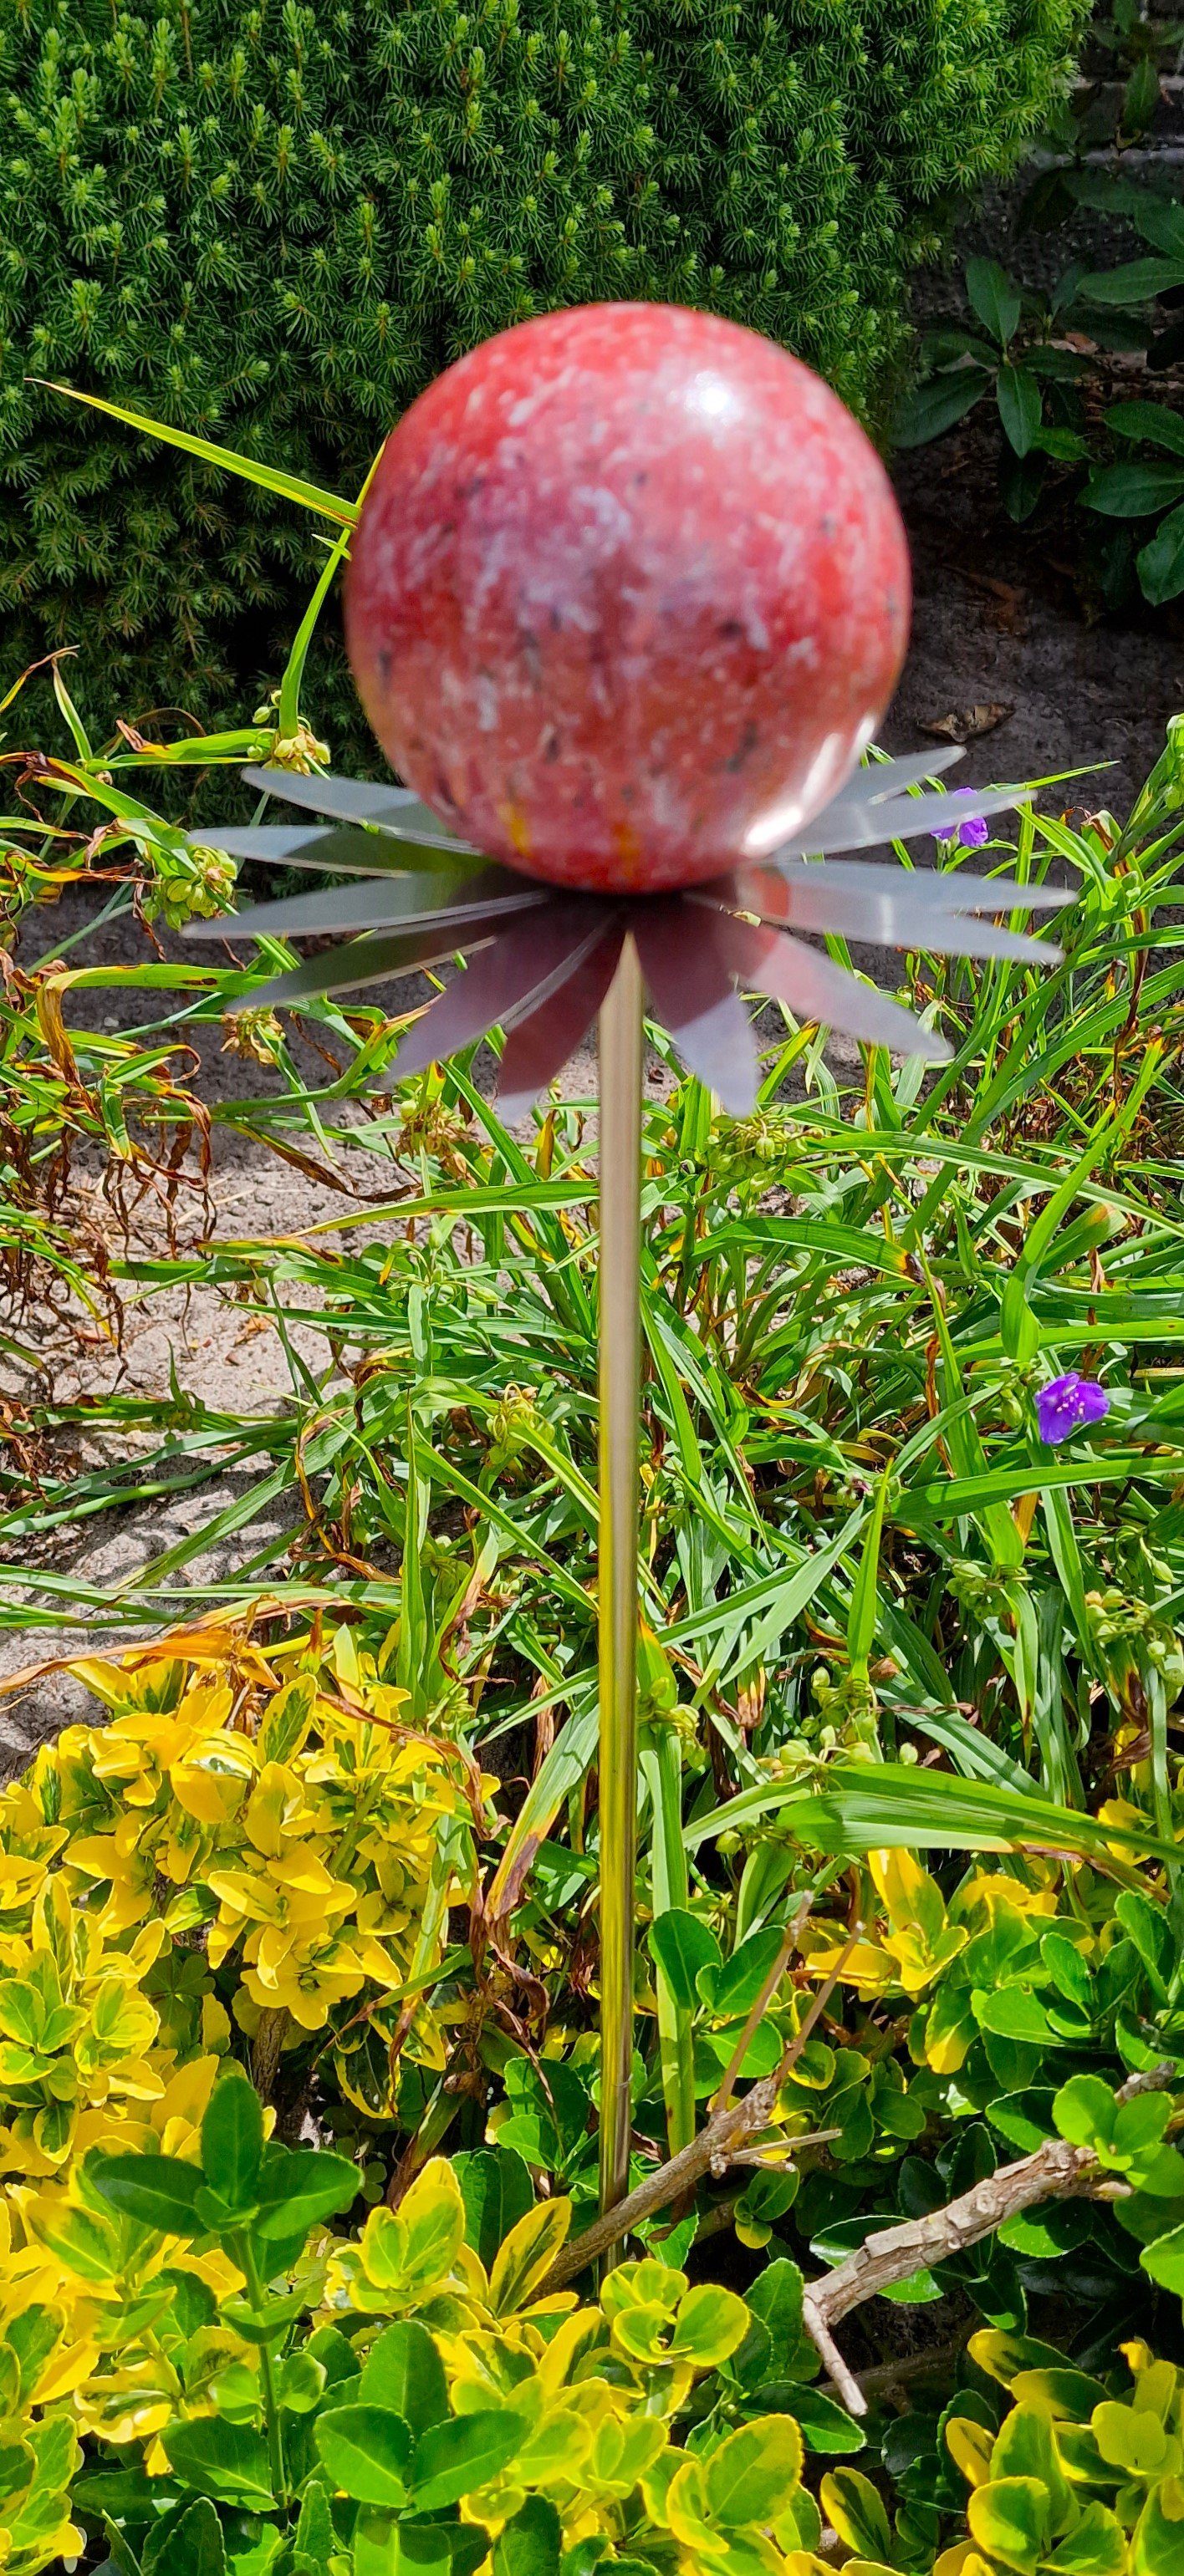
[{"xmin": 3, "ymin": 0, "xmax": 1086, "ymax": 735}]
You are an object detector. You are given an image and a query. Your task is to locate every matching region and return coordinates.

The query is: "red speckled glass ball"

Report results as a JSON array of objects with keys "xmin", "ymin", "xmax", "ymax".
[{"xmin": 344, "ymin": 303, "xmax": 910, "ymax": 896}]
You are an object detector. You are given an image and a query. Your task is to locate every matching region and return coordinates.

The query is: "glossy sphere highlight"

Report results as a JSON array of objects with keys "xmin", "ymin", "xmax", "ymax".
[{"xmin": 345, "ymin": 304, "xmax": 910, "ymax": 895}]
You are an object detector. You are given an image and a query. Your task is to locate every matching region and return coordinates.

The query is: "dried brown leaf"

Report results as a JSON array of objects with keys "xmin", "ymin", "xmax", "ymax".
[{"xmin": 920, "ymin": 703, "xmax": 1014, "ymax": 744}]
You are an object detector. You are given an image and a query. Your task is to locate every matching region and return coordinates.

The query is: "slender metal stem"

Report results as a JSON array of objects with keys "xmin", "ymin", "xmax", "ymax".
[{"xmin": 597, "ymin": 933, "xmax": 644, "ymax": 2232}]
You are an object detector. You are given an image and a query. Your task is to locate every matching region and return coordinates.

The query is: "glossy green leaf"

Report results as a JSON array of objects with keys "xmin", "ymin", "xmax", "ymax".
[
  {"xmin": 1044, "ymin": 2499, "xmax": 1127, "ymax": 2573},
  {"xmin": 277, "ymin": 2350, "xmax": 326, "ymax": 2415},
  {"xmin": 251, "ymin": 2146, "xmax": 358, "ymax": 2239},
  {"xmin": 1093, "ymin": 2401, "xmax": 1174, "ymax": 2478},
  {"xmin": 1132, "ymin": 2476, "xmax": 1184, "ymax": 2574},
  {"xmin": 1108, "ymin": 400, "xmax": 1184, "ymax": 459},
  {"xmin": 976, "ymin": 1986, "xmax": 1054, "ymax": 2044},
  {"xmin": 293, "ymin": 2477, "xmax": 336, "ymax": 2576},
  {"xmin": 967, "ymin": 257, "xmax": 1023, "ymax": 344},
  {"xmin": 998, "ymin": 364, "xmax": 1043, "ymax": 456},
  {"xmin": 492, "ymin": 2497, "xmax": 563, "ymax": 2576},
  {"xmin": 389, "ymin": 2525, "xmax": 490, "ymax": 2576},
  {"xmin": 90, "ymin": 2153, "xmax": 205, "ymax": 2237},
  {"xmin": 1082, "ymin": 461, "xmax": 1184, "ymax": 518},
  {"xmin": 409, "ymin": 2410, "xmax": 525, "ymax": 2513},
  {"xmin": 161, "ymin": 2499, "xmax": 226, "ymax": 2576},
  {"xmin": 225, "ymin": 2534, "xmax": 285, "ymax": 2576},
  {"xmin": 348, "ymin": 2507, "xmax": 399, "ymax": 2576},
  {"xmin": 72, "ymin": 2469, "xmax": 173, "ymax": 2523},
  {"xmin": 1079, "ymin": 258, "xmax": 1184, "ymax": 304},
  {"xmin": 647, "ymin": 1909, "xmax": 722, "ymax": 2013},
  {"xmin": 969, "ymin": 2329, "xmax": 1071, "ymax": 2389},
  {"xmin": 992, "ymin": 2405, "xmax": 1071, "ymax": 2525},
  {"xmin": 1141, "ymin": 2223, "xmax": 1184, "ymax": 2291},
  {"xmin": 788, "ymin": 2388, "xmax": 866, "ymax": 2454},
  {"xmin": 988, "ymin": 2090, "xmax": 1058, "ymax": 2153},
  {"xmin": 821, "ymin": 2468, "xmax": 893, "ymax": 2562},
  {"xmin": 878, "ymin": 364, "xmax": 991, "ymax": 448},
  {"xmin": 161, "ymin": 2420, "xmax": 273, "ymax": 2510},
  {"xmin": 967, "ymin": 2474, "xmax": 1050, "ymax": 2574},
  {"xmin": 360, "ymin": 2324, "xmax": 448, "ymax": 2437},
  {"xmin": 222, "ymin": 2291, "xmax": 305, "ymax": 2349},
  {"xmin": 488, "ymin": 2200, "xmax": 569, "ymax": 2315},
  {"xmin": 201, "ymin": 2073, "xmax": 263, "ymax": 2211},
  {"xmin": 702, "ymin": 2416, "xmax": 803, "ymax": 2526},
  {"xmin": 697, "ymin": 1925, "xmax": 786, "ymax": 2018},
  {"xmin": 314, "ymin": 2405, "xmax": 412, "ymax": 2507},
  {"xmin": 1010, "ymin": 2366, "xmax": 1107, "ymax": 2419},
  {"xmin": 102, "ymin": 2515, "xmax": 142, "ymax": 2576},
  {"xmin": 1138, "ymin": 504, "xmax": 1184, "ymax": 607},
  {"xmin": 744, "ymin": 2256, "xmax": 805, "ymax": 2355},
  {"xmin": 453, "ymin": 2149, "xmax": 533, "ymax": 2273},
  {"xmin": 669, "ymin": 2283, "xmax": 748, "ymax": 2367}
]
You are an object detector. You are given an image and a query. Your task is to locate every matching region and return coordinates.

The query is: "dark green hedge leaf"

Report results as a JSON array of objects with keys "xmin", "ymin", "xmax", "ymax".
[{"xmin": 648, "ymin": 1907, "xmax": 722, "ymax": 2013}]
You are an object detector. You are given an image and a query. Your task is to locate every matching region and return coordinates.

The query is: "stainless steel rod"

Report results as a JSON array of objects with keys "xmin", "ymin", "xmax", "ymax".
[{"xmin": 596, "ymin": 933, "xmax": 644, "ymax": 2233}]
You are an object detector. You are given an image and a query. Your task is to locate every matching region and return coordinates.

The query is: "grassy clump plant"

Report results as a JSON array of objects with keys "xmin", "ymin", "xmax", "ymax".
[
  {"xmin": 0, "ymin": 1620, "xmax": 485, "ymax": 2171},
  {"xmin": 5, "ymin": 405, "xmax": 1184, "ymax": 2568},
  {"xmin": 0, "ymin": 0, "xmax": 1089, "ymax": 733}
]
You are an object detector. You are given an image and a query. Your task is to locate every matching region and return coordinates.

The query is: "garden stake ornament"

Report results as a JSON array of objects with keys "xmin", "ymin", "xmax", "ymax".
[{"xmin": 188, "ymin": 303, "xmax": 1067, "ymax": 2237}]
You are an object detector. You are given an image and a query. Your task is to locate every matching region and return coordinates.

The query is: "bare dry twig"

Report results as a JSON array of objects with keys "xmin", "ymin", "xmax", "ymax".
[
  {"xmin": 543, "ymin": 1925, "xmax": 862, "ymax": 2291},
  {"xmin": 804, "ymin": 2061, "xmax": 1178, "ymax": 2415},
  {"xmin": 545, "ymin": 1998, "xmax": 1176, "ymax": 2415}
]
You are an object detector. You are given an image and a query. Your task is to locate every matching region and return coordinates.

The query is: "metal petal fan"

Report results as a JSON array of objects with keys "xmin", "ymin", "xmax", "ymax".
[{"xmin": 187, "ymin": 746, "xmax": 1064, "ymax": 1117}]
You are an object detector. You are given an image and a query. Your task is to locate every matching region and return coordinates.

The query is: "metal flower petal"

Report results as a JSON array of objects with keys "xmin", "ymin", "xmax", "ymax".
[
  {"xmin": 632, "ymin": 904, "xmax": 760, "ymax": 1113},
  {"xmin": 498, "ymin": 930, "xmax": 625, "ymax": 1121},
  {"xmin": 393, "ymin": 901, "xmax": 617, "ymax": 1082},
  {"xmin": 186, "ymin": 752, "xmax": 1069, "ymax": 1117},
  {"xmin": 196, "ymin": 865, "xmax": 544, "ymax": 942}
]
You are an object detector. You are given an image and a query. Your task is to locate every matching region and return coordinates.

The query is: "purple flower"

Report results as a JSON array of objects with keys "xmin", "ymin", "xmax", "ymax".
[
  {"xmin": 1035, "ymin": 1372, "xmax": 1110, "ymax": 1446},
  {"xmin": 933, "ymin": 796, "xmax": 991, "ymax": 851}
]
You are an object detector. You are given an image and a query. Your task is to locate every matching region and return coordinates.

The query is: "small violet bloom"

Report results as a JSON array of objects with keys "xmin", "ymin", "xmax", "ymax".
[
  {"xmin": 933, "ymin": 796, "xmax": 991, "ymax": 851},
  {"xmin": 1035, "ymin": 1372, "xmax": 1110, "ymax": 1446}
]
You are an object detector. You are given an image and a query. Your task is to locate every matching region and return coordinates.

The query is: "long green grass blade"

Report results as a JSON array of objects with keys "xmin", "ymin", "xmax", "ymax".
[{"xmin": 37, "ymin": 382, "xmax": 357, "ymax": 526}]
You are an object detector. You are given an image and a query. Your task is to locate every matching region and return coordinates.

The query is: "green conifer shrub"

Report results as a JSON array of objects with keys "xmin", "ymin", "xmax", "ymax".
[{"xmin": 2, "ymin": 0, "xmax": 1087, "ymax": 738}]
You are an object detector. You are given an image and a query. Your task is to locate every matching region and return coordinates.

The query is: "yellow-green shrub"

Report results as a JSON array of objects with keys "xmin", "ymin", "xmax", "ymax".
[
  {"xmin": 937, "ymin": 2329, "xmax": 1184, "ymax": 2576},
  {"xmin": 4, "ymin": 2104, "xmax": 823, "ymax": 2576},
  {"xmin": 0, "ymin": 1617, "xmax": 485, "ymax": 2176},
  {"xmin": 0, "ymin": 2288, "xmax": 84, "ymax": 2573}
]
